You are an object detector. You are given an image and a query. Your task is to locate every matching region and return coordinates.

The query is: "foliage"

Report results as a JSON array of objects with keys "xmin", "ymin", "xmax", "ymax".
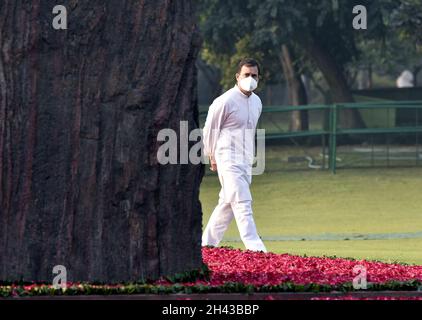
[{"xmin": 198, "ymin": 0, "xmax": 422, "ymax": 92}]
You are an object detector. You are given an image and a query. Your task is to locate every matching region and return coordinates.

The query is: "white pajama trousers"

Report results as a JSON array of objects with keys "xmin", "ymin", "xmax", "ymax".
[{"xmin": 202, "ymin": 197, "xmax": 267, "ymax": 252}]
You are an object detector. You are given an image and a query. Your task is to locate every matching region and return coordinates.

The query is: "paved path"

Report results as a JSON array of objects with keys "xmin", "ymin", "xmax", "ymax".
[{"xmin": 224, "ymin": 231, "xmax": 422, "ymax": 242}]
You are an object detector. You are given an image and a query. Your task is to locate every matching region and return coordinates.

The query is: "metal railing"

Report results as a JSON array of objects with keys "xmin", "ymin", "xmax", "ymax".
[{"xmin": 199, "ymin": 101, "xmax": 422, "ymax": 174}]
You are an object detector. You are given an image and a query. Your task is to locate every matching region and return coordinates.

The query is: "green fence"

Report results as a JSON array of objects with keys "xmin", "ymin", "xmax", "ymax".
[
  {"xmin": 199, "ymin": 101, "xmax": 422, "ymax": 174},
  {"xmin": 327, "ymin": 101, "xmax": 422, "ymax": 173}
]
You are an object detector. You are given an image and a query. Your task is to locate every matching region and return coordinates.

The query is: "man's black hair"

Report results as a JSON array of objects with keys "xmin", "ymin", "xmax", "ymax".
[{"xmin": 237, "ymin": 58, "xmax": 261, "ymax": 75}]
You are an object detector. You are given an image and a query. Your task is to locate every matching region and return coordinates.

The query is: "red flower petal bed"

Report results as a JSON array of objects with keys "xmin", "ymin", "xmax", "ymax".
[
  {"xmin": 199, "ymin": 247, "xmax": 422, "ymax": 287},
  {"xmin": 1, "ymin": 247, "xmax": 422, "ymax": 298}
]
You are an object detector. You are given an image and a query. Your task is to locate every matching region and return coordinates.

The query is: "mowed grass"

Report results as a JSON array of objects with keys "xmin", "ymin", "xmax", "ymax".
[{"xmin": 200, "ymin": 165, "xmax": 422, "ymax": 265}]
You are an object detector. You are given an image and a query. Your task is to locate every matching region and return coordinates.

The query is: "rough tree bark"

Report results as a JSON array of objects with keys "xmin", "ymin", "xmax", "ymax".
[
  {"xmin": 0, "ymin": 1, "xmax": 204, "ymax": 283},
  {"xmin": 280, "ymin": 45, "xmax": 309, "ymax": 132}
]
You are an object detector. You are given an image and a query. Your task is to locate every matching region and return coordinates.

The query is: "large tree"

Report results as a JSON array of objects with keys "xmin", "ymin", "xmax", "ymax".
[{"xmin": 0, "ymin": 1, "xmax": 203, "ymax": 283}]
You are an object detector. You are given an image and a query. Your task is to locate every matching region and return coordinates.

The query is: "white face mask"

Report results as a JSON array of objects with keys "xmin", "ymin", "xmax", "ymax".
[{"xmin": 239, "ymin": 76, "xmax": 258, "ymax": 92}]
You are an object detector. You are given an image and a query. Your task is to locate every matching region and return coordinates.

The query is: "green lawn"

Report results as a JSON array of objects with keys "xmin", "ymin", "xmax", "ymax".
[{"xmin": 200, "ymin": 165, "xmax": 422, "ymax": 265}]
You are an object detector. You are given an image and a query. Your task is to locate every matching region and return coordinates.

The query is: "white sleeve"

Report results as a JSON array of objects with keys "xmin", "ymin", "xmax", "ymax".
[{"xmin": 202, "ymin": 99, "xmax": 228, "ymax": 158}]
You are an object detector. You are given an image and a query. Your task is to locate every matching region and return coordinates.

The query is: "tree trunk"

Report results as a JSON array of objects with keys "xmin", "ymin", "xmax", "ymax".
[
  {"xmin": 197, "ymin": 58, "xmax": 222, "ymax": 99},
  {"xmin": 299, "ymin": 37, "xmax": 366, "ymax": 129},
  {"xmin": 367, "ymin": 64, "xmax": 373, "ymax": 89},
  {"xmin": 0, "ymin": 1, "xmax": 203, "ymax": 283},
  {"xmin": 414, "ymin": 65, "xmax": 422, "ymax": 87},
  {"xmin": 280, "ymin": 45, "xmax": 309, "ymax": 131}
]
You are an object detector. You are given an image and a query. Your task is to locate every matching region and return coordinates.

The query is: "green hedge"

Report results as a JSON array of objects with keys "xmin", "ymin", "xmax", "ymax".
[{"xmin": 1, "ymin": 280, "xmax": 421, "ymax": 298}]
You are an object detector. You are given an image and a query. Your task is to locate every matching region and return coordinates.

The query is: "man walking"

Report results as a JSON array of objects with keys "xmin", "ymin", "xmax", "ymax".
[{"xmin": 202, "ymin": 58, "xmax": 267, "ymax": 252}]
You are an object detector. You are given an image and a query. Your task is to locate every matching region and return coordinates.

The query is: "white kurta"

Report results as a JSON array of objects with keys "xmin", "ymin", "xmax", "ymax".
[{"xmin": 203, "ymin": 85, "xmax": 262, "ymax": 204}]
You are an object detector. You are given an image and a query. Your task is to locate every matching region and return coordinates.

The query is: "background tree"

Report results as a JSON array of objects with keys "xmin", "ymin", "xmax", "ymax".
[
  {"xmin": 0, "ymin": 1, "xmax": 203, "ymax": 283},
  {"xmin": 199, "ymin": 1, "xmax": 309, "ymax": 130},
  {"xmin": 199, "ymin": 0, "xmax": 401, "ymax": 129},
  {"xmin": 390, "ymin": 0, "xmax": 422, "ymax": 84},
  {"xmin": 343, "ymin": 0, "xmax": 422, "ymax": 90},
  {"xmin": 392, "ymin": 0, "xmax": 422, "ymax": 45}
]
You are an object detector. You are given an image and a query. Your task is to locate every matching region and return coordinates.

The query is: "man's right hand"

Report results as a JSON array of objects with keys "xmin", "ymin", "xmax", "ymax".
[{"xmin": 210, "ymin": 156, "xmax": 217, "ymax": 172}]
